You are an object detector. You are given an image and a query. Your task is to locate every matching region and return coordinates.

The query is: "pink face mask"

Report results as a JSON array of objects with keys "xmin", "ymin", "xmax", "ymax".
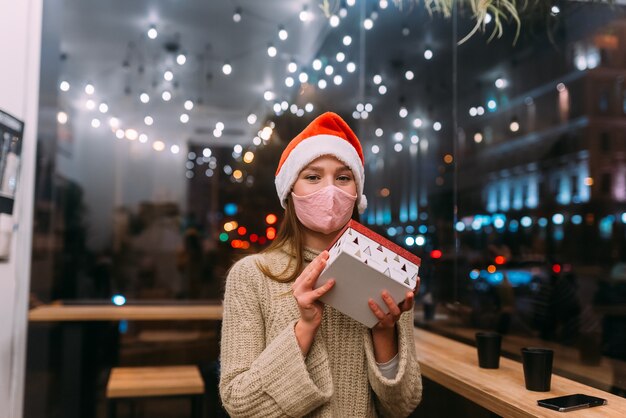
[{"xmin": 291, "ymin": 185, "xmax": 357, "ymax": 235}]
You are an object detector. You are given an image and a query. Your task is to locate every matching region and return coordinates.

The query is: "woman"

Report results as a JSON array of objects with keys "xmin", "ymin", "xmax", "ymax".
[{"xmin": 219, "ymin": 112, "xmax": 422, "ymax": 417}]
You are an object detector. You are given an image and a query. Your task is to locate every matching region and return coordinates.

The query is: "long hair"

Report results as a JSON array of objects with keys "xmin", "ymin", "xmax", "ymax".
[{"xmin": 257, "ymin": 196, "xmax": 360, "ymax": 283}]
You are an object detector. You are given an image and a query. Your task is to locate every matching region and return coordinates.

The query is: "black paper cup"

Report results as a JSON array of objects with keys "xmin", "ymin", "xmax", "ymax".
[
  {"xmin": 475, "ymin": 332, "xmax": 502, "ymax": 369},
  {"xmin": 521, "ymin": 347, "xmax": 554, "ymax": 391}
]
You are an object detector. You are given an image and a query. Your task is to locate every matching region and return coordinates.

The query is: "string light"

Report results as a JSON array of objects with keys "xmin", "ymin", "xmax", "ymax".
[
  {"xmin": 184, "ymin": 100, "xmax": 194, "ymax": 110},
  {"xmin": 267, "ymin": 44, "xmax": 277, "ymax": 57},
  {"xmin": 424, "ymin": 49, "xmax": 433, "ymax": 60},
  {"xmin": 329, "ymin": 15, "xmax": 340, "ymax": 27},
  {"xmin": 59, "ymin": 81, "xmax": 70, "ymax": 91},
  {"xmin": 147, "ymin": 25, "xmax": 158, "ymax": 39},
  {"xmin": 278, "ymin": 26, "xmax": 288, "ymax": 41},
  {"xmin": 176, "ymin": 53, "xmax": 186, "ymax": 65},
  {"xmin": 162, "ymin": 90, "xmax": 172, "ymax": 101},
  {"xmin": 233, "ymin": 7, "xmax": 242, "ymax": 22},
  {"xmin": 152, "ymin": 140, "xmax": 165, "ymax": 151},
  {"xmin": 140, "ymin": 92, "xmax": 149, "ymax": 103},
  {"xmin": 299, "ymin": 5, "xmax": 311, "ymax": 22},
  {"xmin": 222, "ymin": 62, "xmax": 232, "ymax": 75},
  {"xmin": 346, "ymin": 62, "xmax": 356, "ymax": 73},
  {"xmin": 342, "ymin": 35, "xmax": 352, "ymax": 46},
  {"xmin": 57, "ymin": 111, "xmax": 68, "ymax": 124},
  {"xmin": 287, "ymin": 61, "xmax": 298, "ymax": 73}
]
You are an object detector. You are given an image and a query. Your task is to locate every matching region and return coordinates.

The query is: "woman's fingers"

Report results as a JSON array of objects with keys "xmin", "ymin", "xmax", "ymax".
[
  {"xmin": 368, "ymin": 298, "xmax": 387, "ymax": 321},
  {"xmin": 370, "ymin": 290, "xmax": 414, "ymax": 328},
  {"xmin": 381, "ymin": 291, "xmax": 401, "ymax": 317},
  {"xmin": 400, "ymin": 291, "xmax": 415, "ymax": 312},
  {"xmin": 294, "ymin": 251, "xmax": 329, "ymax": 292},
  {"xmin": 313, "ymin": 278, "xmax": 335, "ymax": 298}
]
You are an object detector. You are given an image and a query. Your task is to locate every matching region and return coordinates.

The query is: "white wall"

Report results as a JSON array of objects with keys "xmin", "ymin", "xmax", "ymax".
[{"xmin": 0, "ymin": 0, "xmax": 43, "ymax": 416}]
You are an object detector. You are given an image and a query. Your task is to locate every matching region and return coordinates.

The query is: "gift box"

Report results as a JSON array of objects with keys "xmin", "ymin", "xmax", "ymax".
[{"xmin": 316, "ymin": 220, "xmax": 421, "ymax": 328}]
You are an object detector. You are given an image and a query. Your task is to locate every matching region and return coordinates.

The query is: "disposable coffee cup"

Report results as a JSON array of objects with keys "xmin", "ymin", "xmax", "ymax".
[
  {"xmin": 521, "ymin": 347, "xmax": 553, "ymax": 391},
  {"xmin": 475, "ymin": 332, "xmax": 501, "ymax": 369}
]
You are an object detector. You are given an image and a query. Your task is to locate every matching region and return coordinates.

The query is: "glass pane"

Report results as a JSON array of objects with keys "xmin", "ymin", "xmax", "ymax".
[{"xmin": 26, "ymin": 1, "xmax": 626, "ymax": 417}]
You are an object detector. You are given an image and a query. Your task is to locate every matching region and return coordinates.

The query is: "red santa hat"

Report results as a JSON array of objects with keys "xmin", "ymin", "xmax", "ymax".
[{"xmin": 275, "ymin": 111, "xmax": 367, "ymax": 213}]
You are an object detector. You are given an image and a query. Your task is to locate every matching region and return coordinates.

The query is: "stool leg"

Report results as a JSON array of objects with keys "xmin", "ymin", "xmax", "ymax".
[
  {"xmin": 108, "ymin": 399, "xmax": 117, "ymax": 418},
  {"xmin": 191, "ymin": 395, "xmax": 203, "ymax": 418}
]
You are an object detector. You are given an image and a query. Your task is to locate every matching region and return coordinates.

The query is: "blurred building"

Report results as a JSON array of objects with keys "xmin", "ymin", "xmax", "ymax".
[{"xmin": 454, "ymin": 13, "xmax": 626, "ymax": 265}]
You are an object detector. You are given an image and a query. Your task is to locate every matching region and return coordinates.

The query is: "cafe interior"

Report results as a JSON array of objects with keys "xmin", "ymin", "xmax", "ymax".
[{"xmin": 2, "ymin": 0, "xmax": 626, "ymax": 417}]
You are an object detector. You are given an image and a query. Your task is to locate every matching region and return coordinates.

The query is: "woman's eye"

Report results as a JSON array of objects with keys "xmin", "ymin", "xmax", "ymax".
[
  {"xmin": 337, "ymin": 175, "xmax": 352, "ymax": 182},
  {"xmin": 305, "ymin": 174, "xmax": 320, "ymax": 181}
]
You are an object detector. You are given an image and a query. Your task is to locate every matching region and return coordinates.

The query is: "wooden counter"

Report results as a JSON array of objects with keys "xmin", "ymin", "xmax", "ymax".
[
  {"xmin": 28, "ymin": 304, "xmax": 223, "ymax": 321},
  {"xmin": 414, "ymin": 328, "xmax": 626, "ymax": 417},
  {"xmin": 29, "ymin": 303, "xmax": 626, "ymax": 416}
]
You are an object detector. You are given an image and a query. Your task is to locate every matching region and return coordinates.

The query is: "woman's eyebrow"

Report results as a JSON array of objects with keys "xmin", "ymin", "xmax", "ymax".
[{"xmin": 302, "ymin": 165, "xmax": 351, "ymax": 172}]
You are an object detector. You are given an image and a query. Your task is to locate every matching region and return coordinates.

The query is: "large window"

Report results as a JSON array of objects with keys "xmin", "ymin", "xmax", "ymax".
[{"xmin": 26, "ymin": 1, "xmax": 626, "ymax": 416}]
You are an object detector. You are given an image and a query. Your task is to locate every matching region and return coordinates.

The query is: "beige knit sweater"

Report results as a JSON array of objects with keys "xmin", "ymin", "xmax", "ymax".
[{"xmin": 219, "ymin": 247, "xmax": 423, "ymax": 417}]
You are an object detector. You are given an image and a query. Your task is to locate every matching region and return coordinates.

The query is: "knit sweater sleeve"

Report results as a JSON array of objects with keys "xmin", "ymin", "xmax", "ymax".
[
  {"xmin": 219, "ymin": 256, "xmax": 333, "ymax": 417},
  {"xmin": 363, "ymin": 309, "xmax": 423, "ymax": 417}
]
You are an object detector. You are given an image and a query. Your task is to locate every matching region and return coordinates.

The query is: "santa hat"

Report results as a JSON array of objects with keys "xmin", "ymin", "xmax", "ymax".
[{"xmin": 275, "ymin": 112, "xmax": 367, "ymax": 213}]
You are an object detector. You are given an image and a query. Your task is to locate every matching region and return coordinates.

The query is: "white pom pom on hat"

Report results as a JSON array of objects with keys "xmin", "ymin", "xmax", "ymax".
[{"xmin": 275, "ymin": 111, "xmax": 367, "ymax": 214}]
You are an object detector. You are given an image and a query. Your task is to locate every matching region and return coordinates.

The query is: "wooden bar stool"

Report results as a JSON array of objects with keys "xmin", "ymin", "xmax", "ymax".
[{"xmin": 106, "ymin": 365, "xmax": 204, "ymax": 418}]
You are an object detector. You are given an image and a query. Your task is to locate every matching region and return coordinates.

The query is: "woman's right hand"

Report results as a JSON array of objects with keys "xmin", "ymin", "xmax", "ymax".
[{"xmin": 292, "ymin": 251, "xmax": 335, "ymax": 354}]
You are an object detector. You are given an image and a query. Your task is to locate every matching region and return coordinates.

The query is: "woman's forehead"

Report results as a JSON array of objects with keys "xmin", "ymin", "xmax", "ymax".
[{"xmin": 304, "ymin": 155, "xmax": 350, "ymax": 169}]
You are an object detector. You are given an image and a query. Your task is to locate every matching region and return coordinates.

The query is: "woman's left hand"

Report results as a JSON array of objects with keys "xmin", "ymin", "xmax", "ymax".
[{"xmin": 369, "ymin": 290, "xmax": 415, "ymax": 330}]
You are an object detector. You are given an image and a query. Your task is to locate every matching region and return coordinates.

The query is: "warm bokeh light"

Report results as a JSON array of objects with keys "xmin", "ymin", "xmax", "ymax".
[
  {"xmin": 266, "ymin": 227, "xmax": 276, "ymax": 240},
  {"xmin": 380, "ymin": 188, "xmax": 390, "ymax": 197},
  {"xmin": 265, "ymin": 214, "xmax": 277, "ymax": 225},
  {"xmin": 584, "ymin": 177, "xmax": 593, "ymax": 186},
  {"xmin": 552, "ymin": 264, "xmax": 562, "ymax": 274},
  {"xmin": 494, "ymin": 256, "xmax": 506, "ymax": 265},
  {"xmin": 430, "ymin": 249, "xmax": 442, "ymax": 259},
  {"xmin": 487, "ymin": 265, "xmax": 496, "ymax": 273},
  {"xmin": 243, "ymin": 151, "xmax": 255, "ymax": 163},
  {"xmin": 237, "ymin": 226, "xmax": 247, "ymax": 236},
  {"xmin": 443, "ymin": 154, "xmax": 453, "ymax": 164},
  {"xmin": 223, "ymin": 221, "xmax": 238, "ymax": 232},
  {"xmin": 152, "ymin": 140, "xmax": 165, "ymax": 151},
  {"xmin": 233, "ymin": 169, "xmax": 243, "ymax": 180}
]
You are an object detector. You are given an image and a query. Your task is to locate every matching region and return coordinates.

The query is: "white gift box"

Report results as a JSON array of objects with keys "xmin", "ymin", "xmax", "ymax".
[{"xmin": 316, "ymin": 220, "xmax": 421, "ymax": 328}]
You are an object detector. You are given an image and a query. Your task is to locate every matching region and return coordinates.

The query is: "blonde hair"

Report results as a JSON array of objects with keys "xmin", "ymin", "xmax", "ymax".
[{"xmin": 257, "ymin": 197, "xmax": 359, "ymax": 283}]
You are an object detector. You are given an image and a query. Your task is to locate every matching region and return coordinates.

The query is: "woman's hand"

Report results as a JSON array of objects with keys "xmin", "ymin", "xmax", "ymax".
[
  {"xmin": 368, "ymin": 280, "xmax": 419, "ymax": 363},
  {"xmin": 369, "ymin": 290, "xmax": 415, "ymax": 330},
  {"xmin": 292, "ymin": 251, "xmax": 335, "ymax": 355}
]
